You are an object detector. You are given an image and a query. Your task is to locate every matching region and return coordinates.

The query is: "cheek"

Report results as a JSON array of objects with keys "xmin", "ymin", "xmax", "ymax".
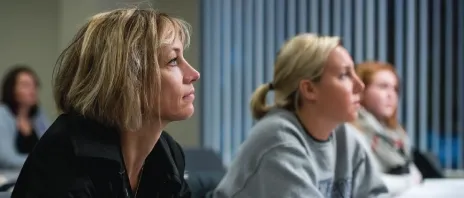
[
  {"xmin": 15, "ymin": 89, "xmax": 27, "ymax": 100},
  {"xmin": 159, "ymin": 77, "xmax": 184, "ymax": 111},
  {"xmin": 390, "ymin": 93, "xmax": 399, "ymax": 104},
  {"xmin": 362, "ymin": 90, "xmax": 382, "ymax": 107},
  {"xmin": 161, "ymin": 73, "xmax": 182, "ymax": 95}
]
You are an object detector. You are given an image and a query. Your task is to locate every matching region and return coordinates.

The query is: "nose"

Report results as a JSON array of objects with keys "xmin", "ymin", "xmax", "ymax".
[
  {"xmin": 353, "ymin": 74, "xmax": 365, "ymax": 93},
  {"xmin": 387, "ymin": 88, "xmax": 397, "ymax": 100},
  {"xmin": 183, "ymin": 62, "xmax": 200, "ymax": 84}
]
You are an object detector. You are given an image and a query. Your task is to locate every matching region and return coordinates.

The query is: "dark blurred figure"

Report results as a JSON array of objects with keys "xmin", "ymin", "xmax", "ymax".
[{"xmin": 0, "ymin": 65, "xmax": 49, "ymax": 169}]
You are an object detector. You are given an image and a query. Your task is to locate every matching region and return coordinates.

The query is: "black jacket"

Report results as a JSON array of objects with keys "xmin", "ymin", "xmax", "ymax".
[{"xmin": 11, "ymin": 113, "xmax": 191, "ymax": 198}]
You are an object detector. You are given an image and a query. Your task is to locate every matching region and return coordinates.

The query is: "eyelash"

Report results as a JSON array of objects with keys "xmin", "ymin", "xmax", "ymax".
[
  {"xmin": 340, "ymin": 72, "xmax": 351, "ymax": 79},
  {"xmin": 168, "ymin": 57, "xmax": 178, "ymax": 66}
]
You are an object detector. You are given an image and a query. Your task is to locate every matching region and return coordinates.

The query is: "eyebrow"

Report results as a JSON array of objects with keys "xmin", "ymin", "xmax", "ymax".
[
  {"xmin": 172, "ymin": 47, "xmax": 181, "ymax": 53},
  {"xmin": 342, "ymin": 65, "xmax": 353, "ymax": 70}
]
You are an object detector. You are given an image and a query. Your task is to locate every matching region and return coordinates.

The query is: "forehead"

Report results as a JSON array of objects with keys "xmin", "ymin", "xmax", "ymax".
[
  {"xmin": 168, "ymin": 37, "xmax": 183, "ymax": 49},
  {"xmin": 324, "ymin": 46, "xmax": 354, "ymax": 71},
  {"xmin": 371, "ymin": 70, "xmax": 397, "ymax": 83},
  {"xmin": 160, "ymin": 37, "xmax": 183, "ymax": 56},
  {"xmin": 17, "ymin": 72, "xmax": 34, "ymax": 81}
]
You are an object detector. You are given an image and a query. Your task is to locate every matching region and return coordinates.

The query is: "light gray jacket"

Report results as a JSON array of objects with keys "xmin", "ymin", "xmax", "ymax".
[{"xmin": 0, "ymin": 104, "xmax": 49, "ymax": 169}]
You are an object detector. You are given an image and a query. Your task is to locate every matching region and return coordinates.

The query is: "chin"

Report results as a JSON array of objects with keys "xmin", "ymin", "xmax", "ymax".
[
  {"xmin": 345, "ymin": 112, "xmax": 359, "ymax": 122},
  {"xmin": 174, "ymin": 106, "xmax": 195, "ymax": 121}
]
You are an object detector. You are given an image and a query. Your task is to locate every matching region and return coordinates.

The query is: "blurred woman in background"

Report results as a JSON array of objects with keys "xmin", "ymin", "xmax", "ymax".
[
  {"xmin": 214, "ymin": 34, "xmax": 388, "ymax": 198},
  {"xmin": 350, "ymin": 61, "xmax": 422, "ymax": 196},
  {"xmin": 0, "ymin": 66, "xmax": 49, "ymax": 169}
]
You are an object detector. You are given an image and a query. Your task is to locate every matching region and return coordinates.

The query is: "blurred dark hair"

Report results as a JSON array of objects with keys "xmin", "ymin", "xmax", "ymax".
[{"xmin": 1, "ymin": 65, "xmax": 40, "ymax": 117}]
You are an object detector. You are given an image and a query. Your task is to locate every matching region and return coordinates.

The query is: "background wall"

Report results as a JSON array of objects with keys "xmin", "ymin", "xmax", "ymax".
[
  {"xmin": 0, "ymin": 0, "xmax": 201, "ymax": 147},
  {"xmin": 0, "ymin": 0, "xmax": 59, "ymax": 125}
]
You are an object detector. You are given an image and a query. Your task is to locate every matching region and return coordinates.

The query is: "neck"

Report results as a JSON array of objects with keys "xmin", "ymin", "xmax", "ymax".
[
  {"xmin": 17, "ymin": 106, "xmax": 30, "ymax": 118},
  {"xmin": 120, "ymin": 120, "xmax": 166, "ymax": 180},
  {"xmin": 361, "ymin": 107, "xmax": 388, "ymax": 127},
  {"xmin": 296, "ymin": 106, "xmax": 339, "ymax": 141}
]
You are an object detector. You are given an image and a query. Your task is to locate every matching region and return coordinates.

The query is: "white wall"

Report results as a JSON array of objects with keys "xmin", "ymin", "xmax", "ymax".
[
  {"xmin": 0, "ymin": 0, "xmax": 201, "ymax": 147},
  {"xmin": 0, "ymin": 0, "xmax": 59, "ymax": 122}
]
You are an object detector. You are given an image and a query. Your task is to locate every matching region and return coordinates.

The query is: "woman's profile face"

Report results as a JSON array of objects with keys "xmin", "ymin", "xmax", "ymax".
[
  {"xmin": 312, "ymin": 46, "xmax": 365, "ymax": 122},
  {"xmin": 362, "ymin": 70, "xmax": 398, "ymax": 120},
  {"xmin": 158, "ymin": 37, "xmax": 200, "ymax": 121},
  {"xmin": 15, "ymin": 72, "xmax": 38, "ymax": 107}
]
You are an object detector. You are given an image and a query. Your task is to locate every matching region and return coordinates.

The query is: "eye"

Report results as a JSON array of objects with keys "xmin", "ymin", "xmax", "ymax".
[
  {"xmin": 168, "ymin": 57, "xmax": 178, "ymax": 66},
  {"xmin": 378, "ymin": 83, "xmax": 389, "ymax": 89},
  {"xmin": 339, "ymin": 72, "xmax": 351, "ymax": 79}
]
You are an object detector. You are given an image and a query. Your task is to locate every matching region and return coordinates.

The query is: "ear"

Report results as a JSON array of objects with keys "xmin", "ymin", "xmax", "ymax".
[{"xmin": 298, "ymin": 79, "xmax": 317, "ymax": 101}]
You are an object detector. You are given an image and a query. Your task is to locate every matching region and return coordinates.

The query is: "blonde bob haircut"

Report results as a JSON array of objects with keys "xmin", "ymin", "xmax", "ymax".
[
  {"xmin": 53, "ymin": 8, "xmax": 191, "ymax": 132},
  {"xmin": 250, "ymin": 33, "xmax": 340, "ymax": 120}
]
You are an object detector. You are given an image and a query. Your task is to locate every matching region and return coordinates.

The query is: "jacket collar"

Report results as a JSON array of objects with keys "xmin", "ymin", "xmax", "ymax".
[
  {"xmin": 68, "ymin": 113, "xmax": 122, "ymax": 163},
  {"xmin": 66, "ymin": 113, "xmax": 182, "ymax": 185}
]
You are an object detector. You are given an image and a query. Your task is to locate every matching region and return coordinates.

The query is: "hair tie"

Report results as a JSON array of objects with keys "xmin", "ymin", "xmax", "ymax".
[{"xmin": 268, "ymin": 83, "xmax": 274, "ymax": 90}]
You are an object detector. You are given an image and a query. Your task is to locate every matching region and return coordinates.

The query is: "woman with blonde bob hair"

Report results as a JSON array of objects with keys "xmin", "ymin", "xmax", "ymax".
[
  {"xmin": 12, "ymin": 8, "xmax": 199, "ymax": 197},
  {"xmin": 213, "ymin": 34, "xmax": 388, "ymax": 198},
  {"xmin": 350, "ymin": 61, "xmax": 422, "ymax": 196}
]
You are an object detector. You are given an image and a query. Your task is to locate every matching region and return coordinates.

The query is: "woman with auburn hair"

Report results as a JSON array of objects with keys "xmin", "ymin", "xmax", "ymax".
[
  {"xmin": 350, "ymin": 61, "xmax": 422, "ymax": 196},
  {"xmin": 12, "ymin": 8, "xmax": 199, "ymax": 197},
  {"xmin": 213, "ymin": 34, "xmax": 388, "ymax": 198}
]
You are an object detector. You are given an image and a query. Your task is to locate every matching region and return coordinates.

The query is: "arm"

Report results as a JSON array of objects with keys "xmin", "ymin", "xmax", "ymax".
[
  {"xmin": 34, "ymin": 108, "xmax": 51, "ymax": 138},
  {"xmin": 380, "ymin": 163, "xmax": 422, "ymax": 196},
  {"xmin": 231, "ymin": 144, "xmax": 324, "ymax": 198},
  {"xmin": 347, "ymin": 124, "xmax": 417, "ymax": 196},
  {"xmin": 0, "ymin": 116, "xmax": 27, "ymax": 169},
  {"xmin": 352, "ymin": 151, "xmax": 390, "ymax": 198}
]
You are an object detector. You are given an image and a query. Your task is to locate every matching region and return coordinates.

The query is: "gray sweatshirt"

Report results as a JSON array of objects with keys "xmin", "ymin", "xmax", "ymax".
[{"xmin": 213, "ymin": 108, "xmax": 388, "ymax": 198}]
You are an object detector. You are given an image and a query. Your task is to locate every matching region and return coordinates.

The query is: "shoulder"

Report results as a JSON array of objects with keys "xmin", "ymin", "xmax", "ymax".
[
  {"xmin": 227, "ymin": 109, "xmax": 310, "ymax": 173},
  {"xmin": 161, "ymin": 131, "xmax": 178, "ymax": 145},
  {"xmin": 342, "ymin": 124, "xmax": 372, "ymax": 154},
  {"xmin": 159, "ymin": 131, "xmax": 191, "ymax": 197},
  {"xmin": 0, "ymin": 104, "xmax": 13, "ymax": 119},
  {"xmin": 0, "ymin": 105, "xmax": 15, "ymax": 136},
  {"xmin": 22, "ymin": 114, "xmax": 77, "ymax": 172},
  {"xmin": 25, "ymin": 114, "xmax": 75, "ymax": 162},
  {"xmin": 334, "ymin": 124, "xmax": 367, "ymax": 155},
  {"xmin": 342, "ymin": 124, "xmax": 365, "ymax": 142},
  {"xmin": 38, "ymin": 114, "xmax": 74, "ymax": 141},
  {"xmin": 248, "ymin": 108, "xmax": 308, "ymax": 148},
  {"xmin": 160, "ymin": 131, "xmax": 184, "ymax": 155},
  {"xmin": 235, "ymin": 108, "xmax": 311, "ymax": 161},
  {"xmin": 13, "ymin": 115, "xmax": 77, "ymax": 194},
  {"xmin": 160, "ymin": 131, "xmax": 186, "ymax": 168}
]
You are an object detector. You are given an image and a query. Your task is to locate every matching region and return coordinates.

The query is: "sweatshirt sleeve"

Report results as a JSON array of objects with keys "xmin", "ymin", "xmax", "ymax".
[
  {"xmin": 222, "ymin": 143, "xmax": 324, "ymax": 198},
  {"xmin": 352, "ymin": 149, "xmax": 390, "ymax": 198}
]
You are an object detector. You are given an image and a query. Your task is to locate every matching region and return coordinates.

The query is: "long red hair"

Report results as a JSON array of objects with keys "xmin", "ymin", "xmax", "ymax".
[{"xmin": 355, "ymin": 61, "xmax": 400, "ymax": 129}]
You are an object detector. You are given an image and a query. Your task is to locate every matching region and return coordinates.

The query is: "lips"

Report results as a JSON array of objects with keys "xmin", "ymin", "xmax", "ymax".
[
  {"xmin": 353, "ymin": 99, "xmax": 361, "ymax": 108},
  {"xmin": 184, "ymin": 90, "xmax": 194, "ymax": 97},
  {"xmin": 183, "ymin": 90, "xmax": 195, "ymax": 100}
]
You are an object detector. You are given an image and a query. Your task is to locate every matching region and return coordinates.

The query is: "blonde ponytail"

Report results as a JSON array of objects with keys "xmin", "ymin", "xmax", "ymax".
[
  {"xmin": 250, "ymin": 83, "xmax": 273, "ymax": 120},
  {"xmin": 250, "ymin": 34, "xmax": 340, "ymax": 120}
]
